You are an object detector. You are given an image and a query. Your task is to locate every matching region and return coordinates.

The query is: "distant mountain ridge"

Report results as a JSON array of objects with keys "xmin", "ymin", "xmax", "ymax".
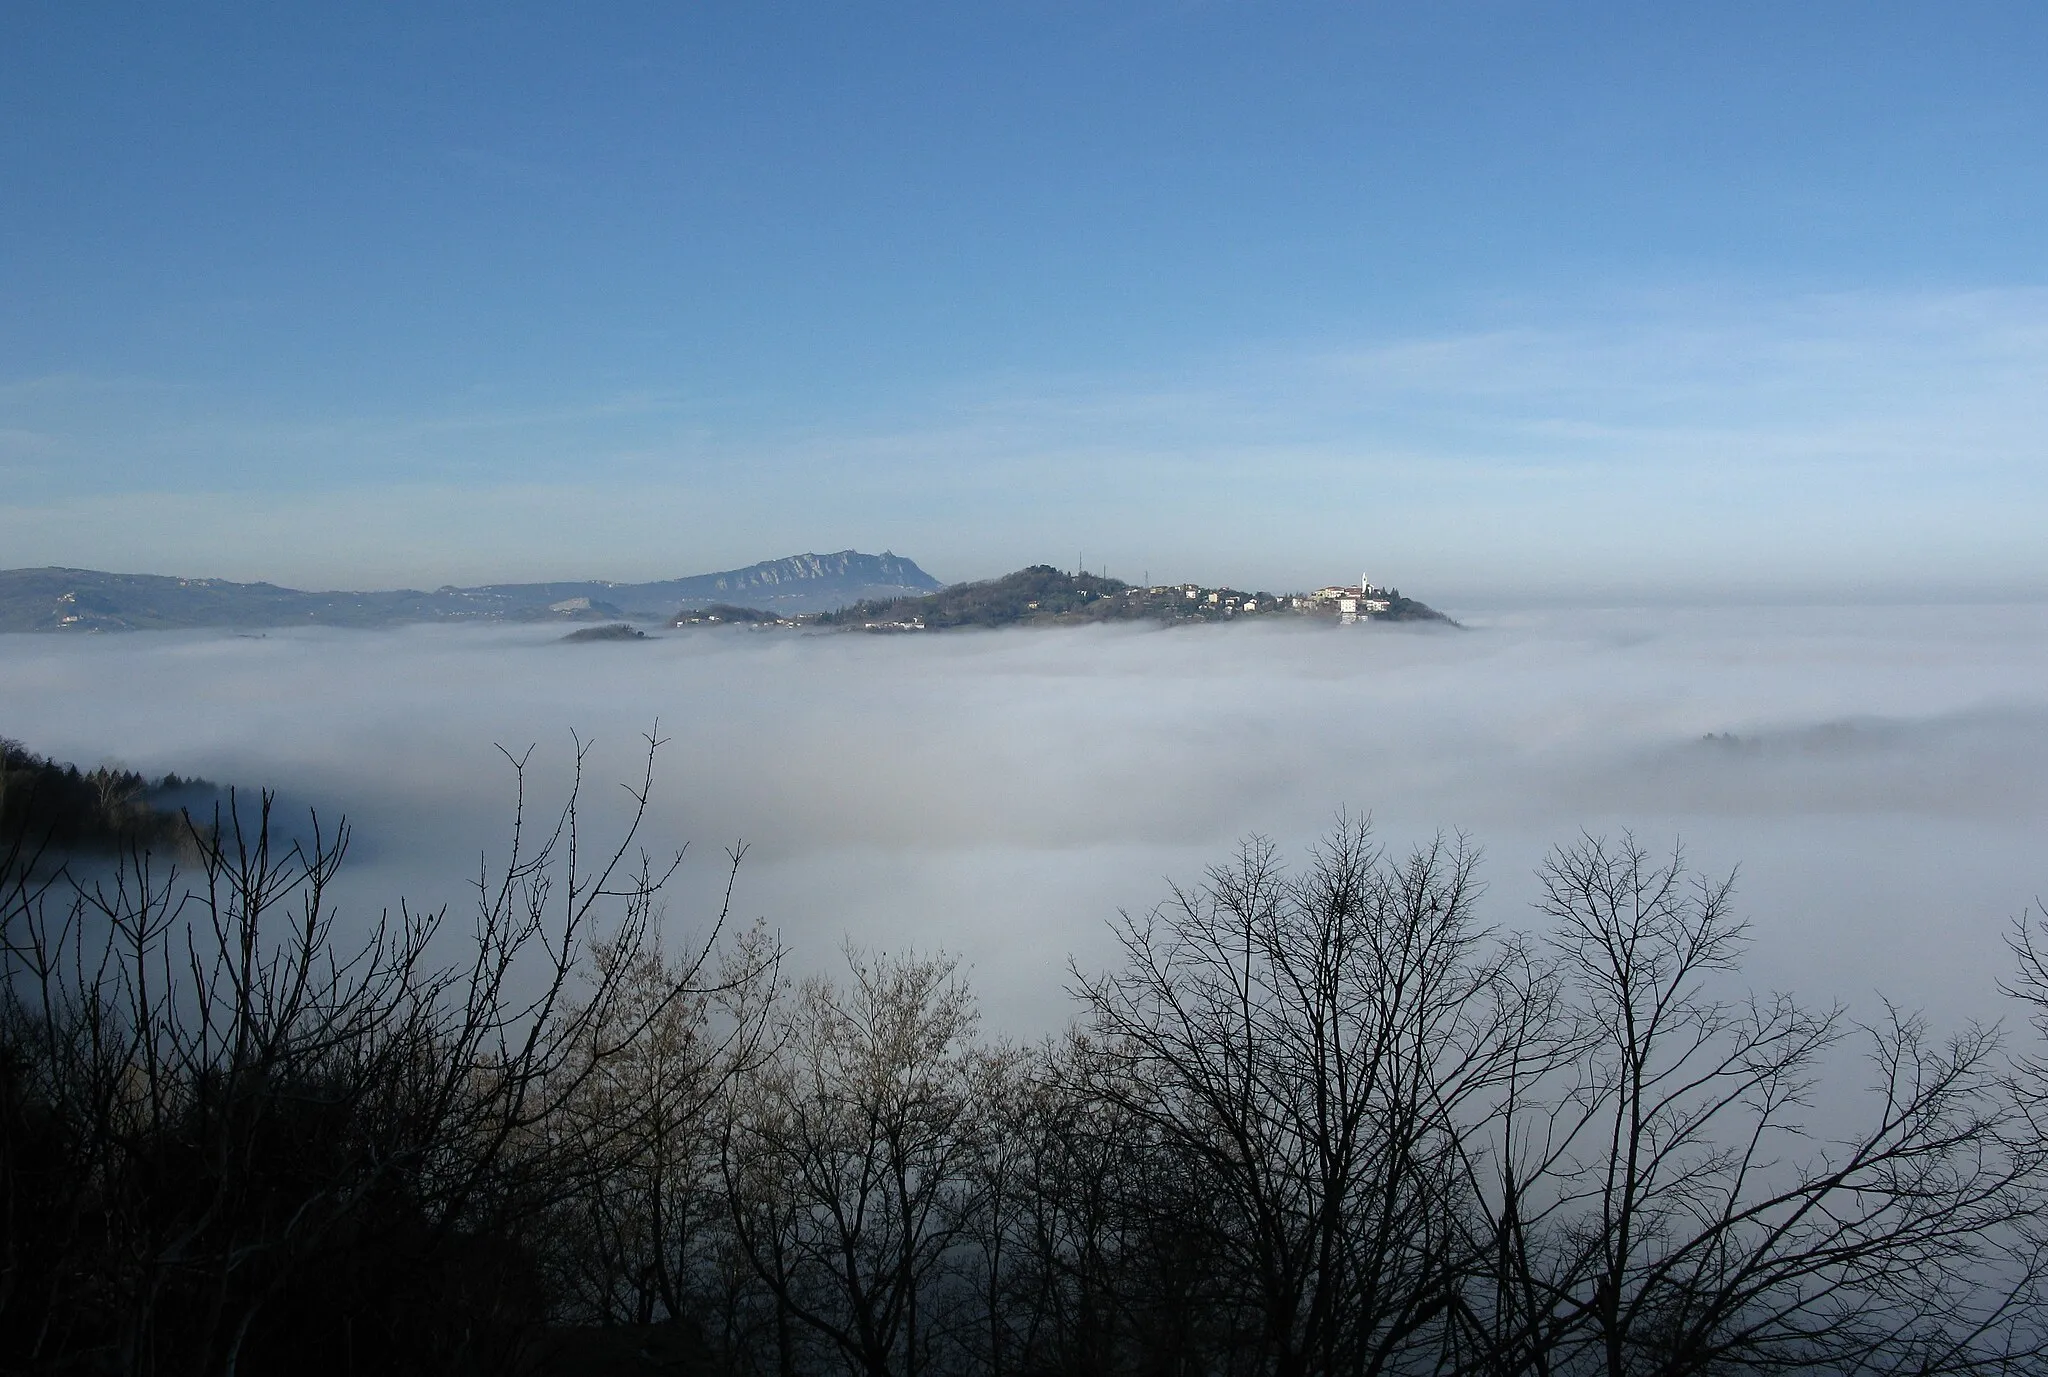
[{"xmin": 0, "ymin": 551, "xmax": 941, "ymax": 632}]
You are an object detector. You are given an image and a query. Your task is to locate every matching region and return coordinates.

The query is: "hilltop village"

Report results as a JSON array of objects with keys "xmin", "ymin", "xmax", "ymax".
[{"xmin": 671, "ymin": 565, "xmax": 1451, "ymax": 633}]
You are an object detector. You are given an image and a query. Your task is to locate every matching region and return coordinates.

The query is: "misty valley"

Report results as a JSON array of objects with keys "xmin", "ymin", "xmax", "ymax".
[
  {"xmin": 13, "ymin": 3, "xmax": 2045, "ymax": 1372},
  {"xmin": 6, "ymin": 605, "xmax": 2048, "ymax": 1376}
]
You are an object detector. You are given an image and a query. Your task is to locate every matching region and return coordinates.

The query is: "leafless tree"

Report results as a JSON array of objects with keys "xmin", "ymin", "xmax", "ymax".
[
  {"xmin": 1466, "ymin": 835, "xmax": 2047, "ymax": 1377},
  {"xmin": 0, "ymin": 728, "xmax": 748, "ymax": 1377},
  {"xmin": 542, "ymin": 889, "xmax": 783, "ymax": 1328},
  {"xmin": 724, "ymin": 946, "xmax": 984, "ymax": 1377},
  {"xmin": 950, "ymin": 1039, "xmax": 1038, "ymax": 1377},
  {"xmin": 976, "ymin": 1030, "xmax": 1241, "ymax": 1377},
  {"xmin": 1072, "ymin": 819, "xmax": 1550, "ymax": 1377},
  {"xmin": 12, "ymin": 754, "xmax": 2043, "ymax": 1377}
]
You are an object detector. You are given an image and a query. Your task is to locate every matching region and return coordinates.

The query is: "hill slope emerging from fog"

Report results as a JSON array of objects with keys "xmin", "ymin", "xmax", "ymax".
[
  {"xmin": 0, "ymin": 551, "xmax": 941, "ymax": 631},
  {"xmin": 815, "ymin": 565, "xmax": 1453, "ymax": 630}
]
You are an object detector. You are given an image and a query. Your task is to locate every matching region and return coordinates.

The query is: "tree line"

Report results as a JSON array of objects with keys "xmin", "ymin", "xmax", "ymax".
[
  {"xmin": 0, "ymin": 737, "xmax": 205, "ymax": 859},
  {"xmin": 5, "ymin": 737, "xmax": 2048, "ymax": 1376}
]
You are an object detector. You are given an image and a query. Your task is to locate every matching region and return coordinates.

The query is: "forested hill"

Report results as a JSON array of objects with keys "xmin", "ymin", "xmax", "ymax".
[
  {"xmin": 819, "ymin": 566, "xmax": 1134, "ymax": 628},
  {"xmin": 0, "ymin": 550, "xmax": 940, "ymax": 631},
  {"xmin": 0, "ymin": 737, "xmax": 212, "ymax": 857},
  {"xmin": 815, "ymin": 565, "xmax": 1453, "ymax": 630}
]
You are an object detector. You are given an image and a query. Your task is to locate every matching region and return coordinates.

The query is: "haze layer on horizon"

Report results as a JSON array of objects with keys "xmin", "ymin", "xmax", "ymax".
[
  {"xmin": 5, "ymin": 609, "xmax": 2045, "ymax": 1033},
  {"xmin": 5, "ymin": 4, "xmax": 2046, "ymax": 602}
]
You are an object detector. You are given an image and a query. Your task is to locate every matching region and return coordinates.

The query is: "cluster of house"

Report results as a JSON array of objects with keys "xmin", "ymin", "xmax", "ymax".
[
  {"xmin": 1126, "ymin": 571, "xmax": 1391, "ymax": 624},
  {"xmin": 1148, "ymin": 585, "xmax": 1273, "ymax": 614},
  {"xmin": 1311, "ymin": 573, "xmax": 1394, "ymax": 624}
]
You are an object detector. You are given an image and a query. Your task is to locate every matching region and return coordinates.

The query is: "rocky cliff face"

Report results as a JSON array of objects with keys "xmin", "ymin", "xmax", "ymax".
[{"xmin": 688, "ymin": 551, "xmax": 942, "ymax": 609}]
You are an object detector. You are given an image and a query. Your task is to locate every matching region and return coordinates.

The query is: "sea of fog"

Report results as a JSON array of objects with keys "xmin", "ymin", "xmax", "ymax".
[{"xmin": 5, "ymin": 604, "xmax": 2047, "ymax": 1033}]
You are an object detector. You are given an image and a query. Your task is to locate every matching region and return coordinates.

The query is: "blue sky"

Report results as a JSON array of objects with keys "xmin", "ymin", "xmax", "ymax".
[{"xmin": 4, "ymin": 2, "xmax": 2045, "ymax": 599}]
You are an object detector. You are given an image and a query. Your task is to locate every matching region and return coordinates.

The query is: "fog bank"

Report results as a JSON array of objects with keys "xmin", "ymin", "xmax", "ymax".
[{"xmin": 5, "ymin": 604, "xmax": 2045, "ymax": 1030}]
